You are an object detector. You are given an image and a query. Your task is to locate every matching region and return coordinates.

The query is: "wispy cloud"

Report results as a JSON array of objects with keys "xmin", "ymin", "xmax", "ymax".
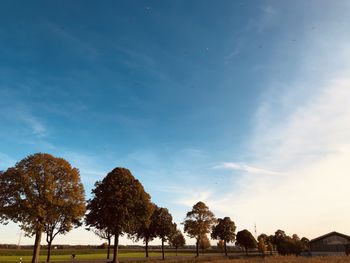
[
  {"xmin": 60, "ymin": 151, "xmax": 107, "ymax": 185},
  {"xmin": 225, "ymin": 48, "xmax": 240, "ymax": 61},
  {"xmin": 214, "ymin": 162, "xmax": 282, "ymax": 175},
  {"xmin": 246, "ymin": 5, "xmax": 279, "ymax": 33},
  {"xmin": 207, "ymin": 31, "xmax": 350, "ymax": 237},
  {"xmin": 17, "ymin": 112, "xmax": 47, "ymax": 137},
  {"xmin": 0, "ymin": 106, "xmax": 47, "ymax": 138},
  {"xmin": 174, "ymin": 189, "xmax": 213, "ymax": 207},
  {"xmin": 44, "ymin": 21, "xmax": 99, "ymax": 59},
  {"xmin": 261, "ymin": 5, "xmax": 278, "ymax": 15}
]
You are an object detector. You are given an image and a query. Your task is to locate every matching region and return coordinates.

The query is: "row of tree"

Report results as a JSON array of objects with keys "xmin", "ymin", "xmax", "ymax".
[
  {"xmin": 0, "ymin": 153, "xmax": 310, "ymax": 263},
  {"xmin": 257, "ymin": 230, "xmax": 310, "ymax": 256}
]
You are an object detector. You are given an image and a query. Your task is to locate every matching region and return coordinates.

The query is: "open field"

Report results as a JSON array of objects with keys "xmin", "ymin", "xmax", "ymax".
[
  {"xmin": 0, "ymin": 249, "xmax": 196, "ymax": 263},
  {"xmin": 207, "ymin": 257, "xmax": 350, "ymax": 263},
  {"xmin": 2, "ymin": 251, "xmax": 350, "ymax": 263}
]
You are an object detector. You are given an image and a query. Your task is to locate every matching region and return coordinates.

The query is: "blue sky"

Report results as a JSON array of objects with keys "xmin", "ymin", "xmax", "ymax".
[{"xmin": 1, "ymin": 0, "xmax": 350, "ymax": 245}]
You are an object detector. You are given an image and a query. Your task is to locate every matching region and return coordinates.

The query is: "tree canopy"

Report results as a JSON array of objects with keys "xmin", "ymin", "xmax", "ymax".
[
  {"xmin": 211, "ymin": 217, "xmax": 236, "ymax": 256},
  {"xmin": 169, "ymin": 229, "xmax": 186, "ymax": 256},
  {"xmin": 183, "ymin": 201, "xmax": 215, "ymax": 257},
  {"xmin": 0, "ymin": 153, "xmax": 85, "ymax": 263},
  {"xmin": 85, "ymin": 167, "xmax": 153, "ymax": 263},
  {"xmin": 132, "ymin": 203, "xmax": 157, "ymax": 258},
  {"xmin": 272, "ymin": 230, "xmax": 310, "ymax": 256},
  {"xmin": 151, "ymin": 206, "xmax": 176, "ymax": 260},
  {"xmin": 236, "ymin": 229, "xmax": 257, "ymax": 255}
]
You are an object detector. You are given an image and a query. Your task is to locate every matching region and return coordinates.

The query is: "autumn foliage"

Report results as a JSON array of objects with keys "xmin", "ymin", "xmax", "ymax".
[{"xmin": 0, "ymin": 153, "xmax": 85, "ymax": 263}]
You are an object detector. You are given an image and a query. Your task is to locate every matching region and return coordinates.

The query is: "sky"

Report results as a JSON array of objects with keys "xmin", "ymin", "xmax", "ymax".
[{"xmin": 1, "ymin": 0, "xmax": 350, "ymax": 246}]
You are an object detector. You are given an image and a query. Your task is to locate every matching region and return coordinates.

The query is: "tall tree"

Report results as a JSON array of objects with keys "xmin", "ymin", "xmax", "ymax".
[
  {"xmin": 169, "ymin": 229, "xmax": 186, "ymax": 256},
  {"xmin": 199, "ymin": 234, "xmax": 211, "ymax": 254},
  {"xmin": 88, "ymin": 227, "xmax": 113, "ymax": 259},
  {"xmin": 152, "ymin": 207, "xmax": 176, "ymax": 260},
  {"xmin": 183, "ymin": 201, "xmax": 215, "ymax": 257},
  {"xmin": 0, "ymin": 153, "xmax": 85, "ymax": 263},
  {"xmin": 45, "ymin": 200, "xmax": 85, "ymax": 262},
  {"xmin": 236, "ymin": 229, "xmax": 257, "ymax": 255},
  {"xmin": 211, "ymin": 217, "xmax": 236, "ymax": 256},
  {"xmin": 85, "ymin": 168, "xmax": 153, "ymax": 263},
  {"xmin": 132, "ymin": 203, "xmax": 156, "ymax": 258}
]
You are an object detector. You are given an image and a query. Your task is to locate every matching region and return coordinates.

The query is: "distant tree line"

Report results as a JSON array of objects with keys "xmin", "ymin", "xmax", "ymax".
[{"xmin": 0, "ymin": 153, "xmax": 310, "ymax": 263}]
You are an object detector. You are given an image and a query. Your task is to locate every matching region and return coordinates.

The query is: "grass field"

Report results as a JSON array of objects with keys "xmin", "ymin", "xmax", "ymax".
[
  {"xmin": 3, "ymin": 256, "xmax": 350, "ymax": 263},
  {"xmin": 0, "ymin": 250, "xmax": 196, "ymax": 263},
  {"xmin": 2, "ymin": 249, "xmax": 350, "ymax": 263},
  {"xmin": 205, "ymin": 257, "xmax": 350, "ymax": 263}
]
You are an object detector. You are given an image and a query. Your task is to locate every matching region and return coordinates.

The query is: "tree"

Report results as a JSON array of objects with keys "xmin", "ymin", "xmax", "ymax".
[
  {"xmin": 85, "ymin": 168, "xmax": 153, "ymax": 263},
  {"xmin": 0, "ymin": 153, "xmax": 85, "ymax": 263},
  {"xmin": 132, "ymin": 203, "xmax": 156, "ymax": 258},
  {"xmin": 169, "ymin": 229, "xmax": 186, "ymax": 256},
  {"xmin": 199, "ymin": 234, "xmax": 211, "ymax": 254},
  {"xmin": 236, "ymin": 229, "xmax": 257, "ymax": 255},
  {"xmin": 183, "ymin": 201, "xmax": 216, "ymax": 257},
  {"xmin": 45, "ymin": 197, "xmax": 85, "ymax": 262},
  {"xmin": 88, "ymin": 228, "xmax": 113, "ymax": 259},
  {"xmin": 267, "ymin": 241, "xmax": 274, "ymax": 255},
  {"xmin": 151, "ymin": 207, "xmax": 176, "ymax": 260},
  {"xmin": 269, "ymin": 234, "xmax": 277, "ymax": 251},
  {"xmin": 257, "ymin": 234, "xmax": 268, "ymax": 243},
  {"xmin": 211, "ymin": 217, "xmax": 236, "ymax": 256},
  {"xmin": 257, "ymin": 236, "xmax": 267, "ymax": 256},
  {"xmin": 258, "ymin": 234, "xmax": 273, "ymax": 255},
  {"xmin": 217, "ymin": 240, "xmax": 225, "ymax": 252},
  {"xmin": 274, "ymin": 229, "xmax": 287, "ymax": 245},
  {"xmin": 300, "ymin": 237, "xmax": 310, "ymax": 252}
]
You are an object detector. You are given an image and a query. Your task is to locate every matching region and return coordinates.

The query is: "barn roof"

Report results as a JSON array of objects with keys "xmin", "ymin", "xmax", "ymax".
[{"xmin": 309, "ymin": 231, "xmax": 350, "ymax": 244}]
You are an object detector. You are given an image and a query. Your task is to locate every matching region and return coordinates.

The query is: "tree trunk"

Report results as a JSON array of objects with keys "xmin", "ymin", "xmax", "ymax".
[
  {"xmin": 176, "ymin": 247, "xmax": 178, "ymax": 256},
  {"xmin": 107, "ymin": 236, "xmax": 111, "ymax": 259},
  {"xmin": 245, "ymin": 247, "xmax": 248, "ymax": 256},
  {"xmin": 224, "ymin": 241, "xmax": 227, "ymax": 257},
  {"xmin": 112, "ymin": 234, "xmax": 119, "ymax": 263},
  {"xmin": 32, "ymin": 229, "xmax": 42, "ymax": 263},
  {"xmin": 161, "ymin": 238, "xmax": 165, "ymax": 260},
  {"xmin": 196, "ymin": 239, "xmax": 199, "ymax": 257},
  {"xmin": 46, "ymin": 240, "xmax": 52, "ymax": 262},
  {"xmin": 145, "ymin": 238, "xmax": 149, "ymax": 258}
]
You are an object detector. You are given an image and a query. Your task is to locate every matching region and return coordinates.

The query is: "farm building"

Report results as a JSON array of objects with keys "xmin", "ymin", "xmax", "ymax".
[{"xmin": 309, "ymin": 231, "xmax": 350, "ymax": 256}]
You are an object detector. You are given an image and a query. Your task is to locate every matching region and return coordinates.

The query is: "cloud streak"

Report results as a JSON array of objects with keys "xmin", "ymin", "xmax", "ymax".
[{"xmin": 214, "ymin": 162, "xmax": 282, "ymax": 175}]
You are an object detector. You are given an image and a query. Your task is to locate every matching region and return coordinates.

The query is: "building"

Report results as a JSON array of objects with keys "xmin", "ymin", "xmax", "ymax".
[{"xmin": 309, "ymin": 231, "xmax": 350, "ymax": 256}]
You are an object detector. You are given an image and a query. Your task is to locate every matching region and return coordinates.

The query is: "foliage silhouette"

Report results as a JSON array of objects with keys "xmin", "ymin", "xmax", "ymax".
[
  {"xmin": 211, "ymin": 217, "xmax": 236, "ymax": 256},
  {"xmin": 183, "ymin": 201, "xmax": 215, "ymax": 257},
  {"xmin": 236, "ymin": 229, "xmax": 257, "ymax": 255},
  {"xmin": 85, "ymin": 167, "xmax": 153, "ymax": 263}
]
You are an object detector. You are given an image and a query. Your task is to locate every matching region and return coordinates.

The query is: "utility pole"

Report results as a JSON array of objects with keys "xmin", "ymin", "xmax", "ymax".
[{"xmin": 254, "ymin": 222, "xmax": 257, "ymax": 239}]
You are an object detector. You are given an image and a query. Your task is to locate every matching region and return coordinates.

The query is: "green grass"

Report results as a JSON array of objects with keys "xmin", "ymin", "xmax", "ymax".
[{"xmin": 0, "ymin": 251, "xmax": 196, "ymax": 263}]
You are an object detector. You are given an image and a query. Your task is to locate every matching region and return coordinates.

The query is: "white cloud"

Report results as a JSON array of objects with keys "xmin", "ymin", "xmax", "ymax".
[
  {"xmin": 175, "ymin": 10, "xmax": 350, "ymax": 239},
  {"xmin": 0, "ymin": 106, "xmax": 47, "ymax": 138},
  {"xmin": 17, "ymin": 112, "xmax": 47, "ymax": 137},
  {"xmin": 212, "ymin": 75, "xmax": 350, "ymax": 238},
  {"xmin": 214, "ymin": 162, "xmax": 282, "ymax": 176}
]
